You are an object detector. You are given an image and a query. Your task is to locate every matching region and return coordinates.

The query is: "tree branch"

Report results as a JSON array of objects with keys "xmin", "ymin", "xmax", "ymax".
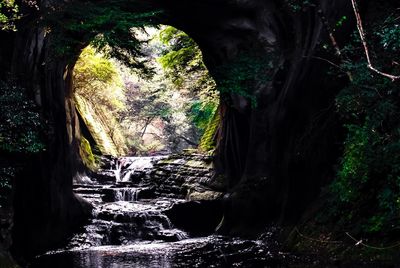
[
  {"xmin": 316, "ymin": 6, "xmax": 353, "ymax": 81},
  {"xmin": 351, "ymin": 0, "xmax": 400, "ymax": 81}
]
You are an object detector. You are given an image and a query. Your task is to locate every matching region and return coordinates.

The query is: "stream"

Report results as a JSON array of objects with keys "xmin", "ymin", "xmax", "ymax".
[{"xmin": 27, "ymin": 155, "xmax": 360, "ymax": 268}]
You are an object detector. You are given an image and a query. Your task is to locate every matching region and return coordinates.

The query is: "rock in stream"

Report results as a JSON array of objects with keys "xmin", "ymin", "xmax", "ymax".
[{"xmin": 28, "ymin": 154, "xmax": 316, "ymax": 268}]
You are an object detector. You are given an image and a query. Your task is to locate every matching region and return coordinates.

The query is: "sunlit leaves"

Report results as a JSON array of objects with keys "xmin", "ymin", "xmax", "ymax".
[
  {"xmin": 0, "ymin": 0, "xmax": 20, "ymax": 31},
  {"xmin": 73, "ymin": 46, "xmax": 128, "ymax": 156},
  {"xmin": 157, "ymin": 26, "xmax": 218, "ymax": 132},
  {"xmin": 190, "ymin": 101, "xmax": 217, "ymax": 131},
  {"xmin": 49, "ymin": 0, "xmax": 163, "ymax": 74},
  {"xmin": 74, "ymin": 46, "xmax": 125, "ymax": 111}
]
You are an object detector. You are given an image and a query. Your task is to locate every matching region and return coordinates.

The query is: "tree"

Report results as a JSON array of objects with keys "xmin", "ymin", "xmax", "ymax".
[
  {"xmin": 0, "ymin": 80, "xmax": 44, "ymax": 153},
  {"xmin": 157, "ymin": 26, "xmax": 219, "ymax": 136},
  {"xmin": 74, "ymin": 46, "xmax": 125, "ymax": 111},
  {"xmin": 73, "ymin": 46, "xmax": 128, "ymax": 155},
  {"xmin": 0, "ymin": 0, "xmax": 20, "ymax": 31},
  {"xmin": 330, "ymin": 3, "xmax": 400, "ymax": 233},
  {"xmin": 110, "ymin": 26, "xmax": 219, "ymax": 154}
]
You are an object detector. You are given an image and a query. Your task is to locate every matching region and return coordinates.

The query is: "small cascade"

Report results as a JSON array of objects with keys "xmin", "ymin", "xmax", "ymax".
[
  {"xmin": 112, "ymin": 156, "xmax": 166, "ymax": 182},
  {"xmin": 113, "ymin": 162, "xmax": 122, "ymax": 182},
  {"xmin": 31, "ymin": 154, "xmax": 297, "ymax": 268},
  {"xmin": 67, "ymin": 155, "xmax": 190, "ymax": 250},
  {"xmin": 113, "ymin": 188, "xmax": 139, "ymax": 202},
  {"xmin": 121, "ymin": 170, "xmax": 134, "ymax": 182}
]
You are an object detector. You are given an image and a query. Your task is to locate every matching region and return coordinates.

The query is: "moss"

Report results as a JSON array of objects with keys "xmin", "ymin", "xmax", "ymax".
[
  {"xmin": 198, "ymin": 107, "xmax": 220, "ymax": 153},
  {"xmin": 74, "ymin": 95, "xmax": 127, "ymax": 156},
  {"xmin": 79, "ymin": 136, "xmax": 97, "ymax": 171}
]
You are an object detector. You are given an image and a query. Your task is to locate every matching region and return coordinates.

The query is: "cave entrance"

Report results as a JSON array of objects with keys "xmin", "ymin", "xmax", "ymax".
[
  {"xmin": 63, "ymin": 26, "xmax": 225, "ymax": 254},
  {"xmin": 73, "ymin": 25, "xmax": 219, "ymax": 163}
]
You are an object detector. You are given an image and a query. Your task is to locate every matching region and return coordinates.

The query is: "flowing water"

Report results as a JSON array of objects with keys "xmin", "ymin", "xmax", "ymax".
[{"xmin": 28, "ymin": 156, "xmax": 382, "ymax": 268}]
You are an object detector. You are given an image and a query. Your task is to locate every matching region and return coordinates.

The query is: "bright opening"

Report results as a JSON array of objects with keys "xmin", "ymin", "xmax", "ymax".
[{"xmin": 73, "ymin": 26, "xmax": 219, "ymax": 163}]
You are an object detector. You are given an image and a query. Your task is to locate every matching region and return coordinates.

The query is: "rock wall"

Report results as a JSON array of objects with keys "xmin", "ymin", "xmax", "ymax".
[
  {"xmin": 150, "ymin": 153, "xmax": 222, "ymax": 200},
  {"xmin": 0, "ymin": 0, "xmax": 366, "ymax": 260},
  {"xmin": 0, "ymin": 11, "xmax": 92, "ymax": 261},
  {"xmin": 162, "ymin": 0, "xmax": 355, "ymax": 234}
]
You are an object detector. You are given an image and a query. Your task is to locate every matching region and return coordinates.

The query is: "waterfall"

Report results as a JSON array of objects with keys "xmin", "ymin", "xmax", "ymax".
[
  {"xmin": 121, "ymin": 170, "xmax": 134, "ymax": 182},
  {"xmin": 113, "ymin": 156, "xmax": 167, "ymax": 182},
  {"xmin": 114, "ymin": 160, "xmax": 122, "ymax": 182},
  {"xmin": 114, "ymin": 188, "xmax": 139, "ymax": 202}
]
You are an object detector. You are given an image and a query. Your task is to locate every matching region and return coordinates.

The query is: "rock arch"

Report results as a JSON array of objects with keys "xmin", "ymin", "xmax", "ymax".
[{"xmin": 1, "ymin": 0, "xmax": 355, "ymax": 259}]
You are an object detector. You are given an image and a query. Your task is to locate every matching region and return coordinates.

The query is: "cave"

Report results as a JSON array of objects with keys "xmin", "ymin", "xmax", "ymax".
[{"xmin": 1, "ymin": 0, "xmax": 398, "ymax": 266}]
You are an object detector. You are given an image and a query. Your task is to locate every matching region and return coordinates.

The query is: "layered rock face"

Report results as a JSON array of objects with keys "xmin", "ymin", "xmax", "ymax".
[
  {"xmin": 69, "ymin": 154, "xmax": 223, "ymax": 246},
  {"xmin": 165, "ymin": 0, "xmax": 354, "ymax": 234},
  {"xmin": 1, "ymin": 9, "xmax": 91, "ymax": 262},
  {"xmin": 0, "ymin": 0, "xmax": 359, "ymax": 260},
  {"xmin": 150, "ymin": 154, "xmax": 220, "ymax": 199}
]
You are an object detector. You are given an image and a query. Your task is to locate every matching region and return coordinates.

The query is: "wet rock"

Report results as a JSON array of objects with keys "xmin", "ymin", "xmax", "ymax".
[
  {"xmin": 150, "ymin": 154, "xmax": 217, "ymax": 199},
  {"xmin": 67, "ymin": 154, "xmax": 226, "ymax": 254},
  {"xmin": 136, "ymin": 187, "xmax": 156, "ymax": 200},
  {"xmin": 101, "ymin": 189, "xmax": 116, "ymax": 203},
  {"xmin": 99, "ymin": 155, "xmax": 116, "ymax": 170},
  {"xmin": 186, "ymin": 190, "xmax": 223, "ymax": 201},
  {"xmin": 156, "ymin": 229, "xmax": 188, "ymax": 242},
  {"xmin": 91, "ymin": 170, "xmax": 116, "ymax": 183},
  {"xmin": 102, "ymin": 188, "xmax": 140, "ymax": 202}
]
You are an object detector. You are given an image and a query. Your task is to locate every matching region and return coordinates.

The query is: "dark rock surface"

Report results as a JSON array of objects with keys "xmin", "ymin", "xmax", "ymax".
[
  {"xmin": 0, "ymin": 0, "xmax": 372, "ymax": 261},
  {"xmin": 53, "ymin": 154, "xmax": 221, "ymax": 251},
  {"xmin": 150, "ymin": 154, "xmax": 217, "ymax": 198}
]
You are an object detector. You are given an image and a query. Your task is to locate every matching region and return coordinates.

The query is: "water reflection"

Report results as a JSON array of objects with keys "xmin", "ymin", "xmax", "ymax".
[{"xmin": 30, "ymin": 236, "xmax": 286, "ymax": 268}]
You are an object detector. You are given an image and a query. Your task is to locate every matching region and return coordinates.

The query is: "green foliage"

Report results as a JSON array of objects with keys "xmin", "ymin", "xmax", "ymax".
[
  {"xmin": 74, "ymin": 46, "xmax": 124, "ymax": 111},
  {"xmin": 0, "ymin": 0, "xmax": 20, "ymax": 31},
  {"xmin": 48, "ymin": 0, "xmax": 162, "ymax": 74},
  {"xmin": 0, "ymin": 80, "xmax": 43, "ymax": 209},
  {"xmin": 335, "ymin": 16, "xmax": 348, "ymax": 28},
  {"xmin": 156, "ymin": 26, "xmax": 219, "ymax": 138},
  {"xmin": 0, "ymin": 80, "xmax": 45, "ymax": 153},
  {"xmin": 376, "ymin": 15, "xmax": 400, "ymax": 52},
  {"xmin": 215, "ymin": 53, "xmax": 270, "ymax": 108},
  {"xmin": 284, "ymin": 0, "xmax": 312, "ymax": 12},
  {"xmin": 332, "ymin": 124, "xmax": 369, "ymax": 202},
  {"xmin": 158, "ymin": 26, "xmax": 202, "ymax": 86},
  {"xmin": 190, "ymin": 101, "xmax": 217, "ymax": 133},
  {"xmin": 331, "ymin": 21, "xmax": 400, "ymax": 233},
  {"xmin": 72, "ymin": 26, "xmax": 218, "ymax": 154},
  {"xmin": 74, "ymin": 47, "xmax": 128, "ymax": 155}
]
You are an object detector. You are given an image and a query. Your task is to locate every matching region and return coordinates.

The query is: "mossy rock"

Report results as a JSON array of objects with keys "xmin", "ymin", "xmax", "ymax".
[
  {"xmin": 198, "ymin": 110, "xmax": 220, "ymax": 152},
  {"xmin": 79, "ymin": 136, "xmax": 98, "ymax": 171}
]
